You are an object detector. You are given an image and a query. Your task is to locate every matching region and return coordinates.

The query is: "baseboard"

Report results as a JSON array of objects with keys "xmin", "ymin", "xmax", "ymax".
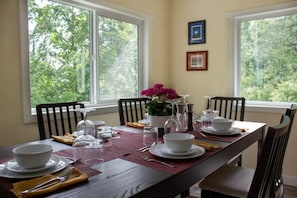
[{"xmin": 284, "ymin": 175, "xmax": 297, "ymax": 187}]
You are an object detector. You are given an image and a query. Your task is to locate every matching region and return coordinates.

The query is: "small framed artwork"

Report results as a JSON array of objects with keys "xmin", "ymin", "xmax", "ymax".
[
  {"xmin": 186, "ymin": 51, "xmax": 208, "ymax": 71},
  {"xmin": 188, "ymin": 20, "xmax": 206, "ymax": 44}
]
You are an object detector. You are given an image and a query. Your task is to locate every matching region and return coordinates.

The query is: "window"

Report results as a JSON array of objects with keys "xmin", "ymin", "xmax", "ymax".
[
  {"xmin": 20, "ymin": 0, "xmax": 149, "ymax": 122},
  {"xmin": 231, "ymin": 2, "xmax": 297, "ymax": 108}
]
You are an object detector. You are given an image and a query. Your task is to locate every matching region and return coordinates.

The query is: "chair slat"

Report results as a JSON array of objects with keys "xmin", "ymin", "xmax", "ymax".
[
  {"xmin": 118, "ymin": 98, "xmax": 150, "ymax": 125},
  {"xmin": 36, "ymin": 102, "xmax": 85, "ymax": 140}
]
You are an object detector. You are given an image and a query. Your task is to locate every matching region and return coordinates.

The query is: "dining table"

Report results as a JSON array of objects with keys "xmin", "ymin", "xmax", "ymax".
[{"xmin": 0, "ymin": 121, "xmax": 266, "ymax": 198}]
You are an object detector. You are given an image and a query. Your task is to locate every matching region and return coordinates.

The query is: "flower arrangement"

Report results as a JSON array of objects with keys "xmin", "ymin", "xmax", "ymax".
[{"xmin": 141, "ymin": 83, "xmax": 180, "ymax": 116}]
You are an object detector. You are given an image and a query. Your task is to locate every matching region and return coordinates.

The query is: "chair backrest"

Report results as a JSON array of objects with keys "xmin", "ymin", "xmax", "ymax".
[
  {"xmin": 207, "ymin": 96, "xmax": 246, "ymax": 121},
  {"xmin": 247, "ymin": 115, "xmax": 291, "ymax": 198},
  {"xmin": 275, "ymin": 104, "xmax": 297, "ymax": 194},
  {"xmin": 36, "ymin": 102, "xmax": 85, "ymax": 140},
  {"xmin": 118, "ymin": 97, "xmax": 150, "ymax": 125}
]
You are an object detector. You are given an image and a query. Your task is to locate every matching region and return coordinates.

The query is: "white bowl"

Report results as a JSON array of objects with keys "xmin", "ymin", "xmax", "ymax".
[
  {"xmin": 212, "ymin": 118, "xmax": 232, "ymax": 131},
  {"xmin": 163, "ymin": 133, "xmax": 194, "ymax": 153},
  {"xmin": 12, "ymin": 144, "xmax": 52, "ymax": 169}
]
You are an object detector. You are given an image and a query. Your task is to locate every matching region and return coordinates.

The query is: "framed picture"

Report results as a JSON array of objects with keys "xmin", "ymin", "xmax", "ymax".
[
  {"xmin": 188, "ymin": 20, "xmax": 206, "ymax": 44},
  {"xmin": 186, "ymin": 51, "xmax": 208, "ymax": 71}
]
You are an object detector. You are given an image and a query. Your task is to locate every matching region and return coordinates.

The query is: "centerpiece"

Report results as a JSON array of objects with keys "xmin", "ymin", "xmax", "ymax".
[{"xmin": 141, "ymin": 83, "xmax": 180, "ymax": 133}]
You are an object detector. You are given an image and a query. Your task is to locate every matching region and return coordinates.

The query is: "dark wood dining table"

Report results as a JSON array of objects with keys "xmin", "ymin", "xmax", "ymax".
[{"xmin": 0, "ymin": 121, "xmax": 266, "ymax": 198}]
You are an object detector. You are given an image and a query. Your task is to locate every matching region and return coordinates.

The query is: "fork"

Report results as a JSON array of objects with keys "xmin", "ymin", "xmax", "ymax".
[
  {"xmin": 142, "ymin": 155, "xmax": 176, "ymax": 168},
  {"xmin": 21, "ymin": 166, "xmax": 73, "ymax": 194}
]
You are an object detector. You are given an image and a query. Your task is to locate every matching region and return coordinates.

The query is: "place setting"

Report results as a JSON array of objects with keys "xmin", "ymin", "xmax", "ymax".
[
  {"xmin": 200, "ymin": 118, "xmax": 241, "ymax": 135},
  {"xmin": 148, "ymin": 133, "xmax": 206, "ymax": 160},
  {"xmin": 0, "ymin": 144, "xmax": 70, "ymax": 179},
  {"xmin": 0, "ymin": 143, "xmax": 89, "ymax": 197}
]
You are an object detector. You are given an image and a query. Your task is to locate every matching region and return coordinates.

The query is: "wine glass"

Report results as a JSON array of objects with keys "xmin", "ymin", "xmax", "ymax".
[
  {"xmin": 73, "ymin": 108, "xmax": 103, "ymax": 166},
  {"xmin": 76, "ymin": 108, "xmax": 96, "ymax": 136},
  {"xmin": 176, "ymin": 103, "xmax": 188, "ymax": 132},
  {"xmin": 164, "ymin": 99, "xmax": 182, "ymax": 134},
  {"xmin": 180, "ymin": 94, "xmax": 190, "ymax": 104}
]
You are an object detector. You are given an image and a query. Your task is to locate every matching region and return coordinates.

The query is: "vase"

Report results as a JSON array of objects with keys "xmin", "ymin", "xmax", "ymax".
[{"xmin": 148, "ymin": 115, "xmax": 171, "ymax": 137}]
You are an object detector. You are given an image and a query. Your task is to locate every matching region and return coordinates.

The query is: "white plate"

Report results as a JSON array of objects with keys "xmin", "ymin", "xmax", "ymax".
[
  {"xmin": 149, "ymin": 144, "xmax": 205, "ymax": 159},
  {"xmin": 201, "ymin": 126, "xmax": 241, "ymax": 136},
  {"xmin": 138, "ymin": 119, "xmax": 150, "ymax": 125},
  {"xmin": 0, "ymin": 155, "xmax": 69, "ymax": 179},
  {"xmin": 161, "ymin": 144, "xmax": 202, "ymax": 156},
  {"xmin": 5, "ymin": 156, "xmax": 57, "ymax": 173}
]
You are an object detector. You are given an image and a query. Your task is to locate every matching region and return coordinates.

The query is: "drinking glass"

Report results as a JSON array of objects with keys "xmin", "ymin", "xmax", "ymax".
[
  {"xmin": 180, "ymin": 94, "xmax": 190, "ymax": 103},
  {"xmin": 73, "ymin": 108, "xmax": 103, "ymax": 167},
  {"xmin": 143, "ymin": 126, "xmax": 158, "ymax": 146},
  {"xmin": 164, "ymin": 99, "xmax": 181, "ymax": 134}
]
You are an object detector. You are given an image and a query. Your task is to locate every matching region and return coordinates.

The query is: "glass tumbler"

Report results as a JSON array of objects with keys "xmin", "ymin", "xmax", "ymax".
[{"xmin": 143, "ymin": 126, "xmax": 158, "ymax": 146}]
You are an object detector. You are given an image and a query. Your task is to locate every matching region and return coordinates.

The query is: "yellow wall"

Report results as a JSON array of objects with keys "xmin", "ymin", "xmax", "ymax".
[
  {"xmin": 170, "ymin": 0, "xmax": 297, "ymax": 184},
  {"xmin": 0, "ymin": 0, "xmax": 296, "ymax": 184}
]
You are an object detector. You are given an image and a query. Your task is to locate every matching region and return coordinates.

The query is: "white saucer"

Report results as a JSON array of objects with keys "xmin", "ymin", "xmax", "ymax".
[
  {"xmin": 138, "ymin": 119, "xmax": 150, "ymax": 125},
  {"xmin": 6, "ymin": 156, "xmax": 57, "ymax": 173},
  {"xmin": 149, "ymin": 144, "xmax": 205, "ymax": 159},
  {"xmin": 201, "ymin": 126, "xmax": 241, "ymax": 136},
  {"xmin": 0, "ymin": 155, "xmax": 69, "ymax": 179},
  {"xmin": 161, "ymin": 145, "xmax": 201, "ymax": 156}
]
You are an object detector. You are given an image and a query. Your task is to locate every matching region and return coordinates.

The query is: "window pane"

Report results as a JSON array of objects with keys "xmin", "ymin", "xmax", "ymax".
[
  {"xmin": 240, "ymin": 14, "xmax": 297, "ymax": 103},
  {"xmin": 98, "ymin": 16, "xmax": 139, "ymax": 101},
  {"xmin": 28, "ymin": 0, "xmax": 90, "ymax": 108}
]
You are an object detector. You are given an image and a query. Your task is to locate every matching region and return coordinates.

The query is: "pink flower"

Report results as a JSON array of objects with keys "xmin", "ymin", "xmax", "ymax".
[
  {"xmin": 141, "ymin": 83, "xmax": 179, "ymax": 100},
  {"xmin": 141, "ymin": 83, "xmax": 180, "ymax": 116}
]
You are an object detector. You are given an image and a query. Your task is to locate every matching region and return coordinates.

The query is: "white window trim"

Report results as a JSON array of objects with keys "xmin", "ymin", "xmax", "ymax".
[
  {"xmin": 20, "ymin": 0, "xmax": 151, "ymax": 123},
  {"xmin": 228, "ymin": 1, "xmax": 297, "ymax": 113}
]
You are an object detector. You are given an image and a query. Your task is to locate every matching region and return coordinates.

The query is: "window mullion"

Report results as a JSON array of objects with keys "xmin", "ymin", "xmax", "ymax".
[{"xmin": 90, "ymin": 10, "xmax": 97, "ymax": 104}]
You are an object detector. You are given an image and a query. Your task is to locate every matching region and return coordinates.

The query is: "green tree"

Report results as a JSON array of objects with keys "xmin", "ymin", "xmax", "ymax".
[
  {"xmin": 241, "ymin": 14, "xmax": 297, "ymax": 102},
  {"xmin": 29, "ymin": 0, "xmax": 90, "ymax": 107},
  {"xmin": 28, "ymin": 0, "xmax": 139, "ymax": 108}
]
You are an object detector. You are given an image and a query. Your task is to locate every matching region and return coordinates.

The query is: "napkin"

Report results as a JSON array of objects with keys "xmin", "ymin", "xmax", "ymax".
[
  {"xmin": 126, "ymin": 122, "xmax": 146, "ymax": 129},
  {"xmin": 193, "ymin": 139, "xmax": 221, "ymax": 151},
  {"xmin": 52, "ymin": 133, "xmax": 75, "ymax": 145},
  {"xmin": 11, "ymin": 167, "xmax": 88, "ymax": 198}
]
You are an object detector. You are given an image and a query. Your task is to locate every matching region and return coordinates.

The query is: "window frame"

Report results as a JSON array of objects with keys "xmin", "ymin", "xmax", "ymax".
[
  {"xmin": 229, "ymin": 1, "xmax": 297, "ymax": 112},
  {"xmin": 20, "ymin": 0, "xmax": 150, "ymax": 123}
]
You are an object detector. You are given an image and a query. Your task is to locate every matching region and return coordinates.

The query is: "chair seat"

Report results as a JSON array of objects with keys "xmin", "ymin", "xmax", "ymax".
[{"xmin": 199, "ymin": 165, "xmax": 254, "ymax": 198}]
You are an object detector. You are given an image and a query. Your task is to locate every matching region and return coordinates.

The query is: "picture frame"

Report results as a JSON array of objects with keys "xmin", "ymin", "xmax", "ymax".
[
  {"xmin": 188, "ymin": 20, "xmax": 206, "ymax": 44},
  {"xmin": 186, "ymin": 51, "xmax": 208, "ymax": 71}
]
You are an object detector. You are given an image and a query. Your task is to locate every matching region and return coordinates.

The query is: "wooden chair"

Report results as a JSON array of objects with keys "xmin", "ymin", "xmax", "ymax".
[
  {"xmin": 207, "ymin": 96, "xmax": 246, "ymax": 166},
  {"xmin": 36, "ymin": 102, "xmax": 85, "ymax": 140},
  {"xmin": 118, "ymin": 97, "xmax": 150, "ymax": 125},
  {"xmin": 275, "ymin": 104, "xmax": 297, "ymax": 197},
  {"xmin": 207, "ymin": 96, "xmax": 246, "ymax": 121},
  {"xmin": 199, "ymin": 114, "xmax": 292, "ymax": 198}
]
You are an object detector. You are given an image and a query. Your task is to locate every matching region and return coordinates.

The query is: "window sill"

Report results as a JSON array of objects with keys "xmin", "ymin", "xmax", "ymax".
[
  {"xmin": 245, "ymin": 102, "xmax": 293, "ymax": 114},
  {"xmin": 25, "ymin": 104, "xmax": 119, "ymax": 124}
]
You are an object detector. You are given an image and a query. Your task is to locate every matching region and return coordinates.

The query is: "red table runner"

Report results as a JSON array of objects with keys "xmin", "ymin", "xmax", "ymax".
[{"xmin": 0, "ymin": 129, "xmax": 246, "ymax": 195}]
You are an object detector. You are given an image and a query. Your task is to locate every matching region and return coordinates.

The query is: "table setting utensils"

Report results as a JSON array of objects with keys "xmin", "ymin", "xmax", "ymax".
[
  {"xmin": 64, "ymin": 157, "xmax": 81, "ymax": 165},
  {"xmin": 142, "ymin": 155, "xmax": 176, "ymax": 168},
  {"xmin": 21, "ymin": 166, "xmax": 73, "ymax": 194},
  {"xmin": 138, "ymin": 142, "xmax": 156, "ymax": 152}
]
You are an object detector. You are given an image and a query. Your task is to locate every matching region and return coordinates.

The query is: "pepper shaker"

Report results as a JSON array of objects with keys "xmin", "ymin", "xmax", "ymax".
[{"xmin": 187, "ymin": 104, "xmax": 194, "ymax": 131}]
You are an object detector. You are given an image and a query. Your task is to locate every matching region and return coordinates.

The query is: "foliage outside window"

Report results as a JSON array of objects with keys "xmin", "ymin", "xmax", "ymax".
[
  {"xmin": 233, "ymin": 5, "xmax": 297, "ymax": 106},
  {"xmin": 27, "ymin": 0, "xmax": 146, "ymax": 110}
]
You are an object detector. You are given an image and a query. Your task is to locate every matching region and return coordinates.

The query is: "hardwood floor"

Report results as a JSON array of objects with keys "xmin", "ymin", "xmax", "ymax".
[
  {"xmin": 284, "ymin": 185, "xmax": 297, "ymax": 198},
  {"xmin": 188, "ymin": 183, "xmax": 297, "ymax": 198}
]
